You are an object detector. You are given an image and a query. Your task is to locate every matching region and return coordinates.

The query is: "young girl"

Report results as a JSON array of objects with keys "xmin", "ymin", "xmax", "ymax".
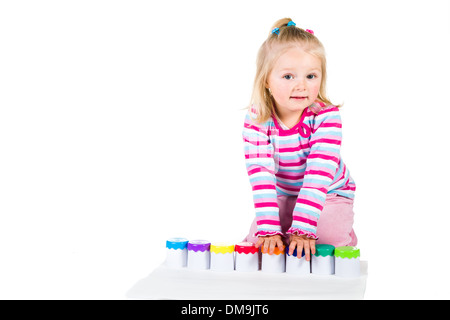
[{"xmin": 243, "ymin": 18, "xmax": 357, "ymax": 262}]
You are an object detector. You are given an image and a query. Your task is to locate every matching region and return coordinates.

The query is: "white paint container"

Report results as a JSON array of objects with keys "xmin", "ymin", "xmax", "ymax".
[
  {"xmin": 210, "ymin": 243, "xmax": 235, "ymax": 272},
  {"xmin": 311, "ymin": 244, "xmax": 335, "ymax": 275},
  {"xmin": 286, "ymin": 248, "xmax": 310, "ymax": 275},
  {"xmin": 234, "ymin": 242, "xmax": 259, "ymax": 272},
  {"xmin": 165, "ymin": 237, "xmax": 189, "ymax": 268},
  {"xmin": 334, "ymin": 246, "xmax": 360, "ymax": 278},
  {"xmin": 187, "ymin": 240, "xmax": 211, "ymax": 270},
  {"xmin": 261, "ymin": 247, "xmax": 285, "ymax": 273}
]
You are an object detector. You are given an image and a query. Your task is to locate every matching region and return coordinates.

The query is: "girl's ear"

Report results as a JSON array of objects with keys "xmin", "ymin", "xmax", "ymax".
[{"xmin": 265, "ymin": 74, "xmax": 270, "ymax": 89}]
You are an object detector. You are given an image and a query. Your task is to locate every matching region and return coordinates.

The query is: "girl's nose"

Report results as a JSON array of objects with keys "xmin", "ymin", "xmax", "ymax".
[{"xmin": 294, "ymin": 79, "xmax": 306, "ymax": 91}]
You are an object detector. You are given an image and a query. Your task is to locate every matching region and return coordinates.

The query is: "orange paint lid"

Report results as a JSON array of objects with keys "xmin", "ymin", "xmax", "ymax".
[{"xmin": 262, "ymin": 246, "xmax": 285, "ymax": 255}]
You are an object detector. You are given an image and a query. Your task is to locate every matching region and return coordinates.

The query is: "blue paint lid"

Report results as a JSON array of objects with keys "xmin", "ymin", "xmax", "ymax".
[
  {"xmin": 286, "ymin": 248, "xmax": 305, "ymax": 257},
  {"xmin": 166, "ymin": 237, "xmax": 189, "ymax": 250}
]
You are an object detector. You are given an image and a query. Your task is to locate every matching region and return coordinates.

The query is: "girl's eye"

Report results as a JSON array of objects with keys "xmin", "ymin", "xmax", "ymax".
[
  {"xmin": 307, "ymin": 74, "xmax": 316, "ymax": 79},
  {"xmin": 283, "ymin": 74, "xmax": 294, "ymax": 80}
]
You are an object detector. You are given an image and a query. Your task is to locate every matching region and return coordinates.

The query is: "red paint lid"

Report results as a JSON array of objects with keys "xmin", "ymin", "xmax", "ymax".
[{"xmin": 235, "ymin": 242, "xmax": 258, "ymax": 254}]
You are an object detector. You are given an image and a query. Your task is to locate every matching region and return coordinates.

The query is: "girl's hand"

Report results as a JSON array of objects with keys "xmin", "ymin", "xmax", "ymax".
[
  {"xmin": 255, "ymin": 234, "xmax": 284, "ymax": 254},
  {"xmin": 288, "ymin": 234, "xmax": 316, "ymax": 261}
]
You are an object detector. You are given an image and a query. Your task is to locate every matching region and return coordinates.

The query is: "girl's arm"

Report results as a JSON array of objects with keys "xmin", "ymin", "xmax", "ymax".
[
  {"xmin": 243, "ymin": 110, "xmax": 283, "ymax": 240},
  {"xmin": 287, "ymin": 106, "xmax": 343, "ymax": 240}
]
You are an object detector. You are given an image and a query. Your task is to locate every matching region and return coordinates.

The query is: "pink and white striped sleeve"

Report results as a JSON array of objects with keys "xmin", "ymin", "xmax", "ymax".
[
  {"xmin": 243, "ymin": 110, "xmax": 282, "ymax": 237},
  {"xmin": 287, "ymin": 106, "xmax": 343, "ymax": 239}
]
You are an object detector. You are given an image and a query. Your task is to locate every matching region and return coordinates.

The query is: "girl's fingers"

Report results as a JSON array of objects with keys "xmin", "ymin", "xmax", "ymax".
[
  {"xmin": 310, "ymin": 240, "xmax": 316, "ymax": 256},
  {"xmin": 277, "ymin": 238, "xmax": 285, "ymax": 252},
  {"xmin": 297, "ymin": 240, "xmax": 304, "ymax": 260},
  {"xmin": 288, "ymin": 241, "xmax": 297, "ymax": 256},
  {"xmin": 269, "ymin": 239, "xmax": 276, "ymax": 254},
  {"xmin": 255, "ymin": 237, "xmax": 264, "ymax": 248},
  {"xmin": 256, "ymin": 235, "xmax": 285, "ymax": 254},
  {"xmin": 303, "ymin": 240, "xmax": 310, "ymax": 261},
  {"xmin": 263, "ymin": 238, "xmax": 270, "ymax": 254}
]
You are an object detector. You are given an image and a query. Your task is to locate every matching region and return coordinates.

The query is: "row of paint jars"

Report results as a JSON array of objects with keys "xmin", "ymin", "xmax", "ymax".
[
  {"xmin": 260, "ymin": 244, "xmax": 360, "ymax": 277},
  {"xmin": 165, "ymin": 239, "xmax": 259, "ymax": 272},
  {"xmin": 165, "ymin": 238, "xmax": 360, "ymax": 278}
]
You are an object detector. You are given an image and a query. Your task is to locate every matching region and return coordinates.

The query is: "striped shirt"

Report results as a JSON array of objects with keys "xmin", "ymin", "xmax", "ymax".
[{"xmin": 243, "ymin": 102, "xmax": 356, "ymax": 239}]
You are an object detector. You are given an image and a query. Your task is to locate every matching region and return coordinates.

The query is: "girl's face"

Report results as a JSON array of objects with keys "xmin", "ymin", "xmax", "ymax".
[{"xmin": 266, "ymin": 46, "xmax": 322, "ymax": 124}]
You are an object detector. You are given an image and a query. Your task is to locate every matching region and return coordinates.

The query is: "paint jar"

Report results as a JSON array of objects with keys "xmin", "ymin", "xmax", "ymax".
[
  {"xmin": 210, "ymin": 243, "xmax": 235, "ymax": 272},
  {"xmin": 334, "ymin": 246, "xmax": 360, "ymax": 278},
  {"xmin": 311, "ymin": 244, "xmax": 335, "ymax": 275},
  {"xmin": 234, "ymin": 242, "xmax": 259, "ymax": 272},
  {"xmin": 286, "ymin": 248, "xmax": 310, "ymax": 275},
  {"xmin": 187, "ymin": 240, "xmax": 211, "ymax": 270},
  {"xmin": 261, "ymin": 246, "xmax": 285, "ymax": 273},
  {"xmin": 165, "ymin": 237, "xmax": 189, "ymax": 268}
]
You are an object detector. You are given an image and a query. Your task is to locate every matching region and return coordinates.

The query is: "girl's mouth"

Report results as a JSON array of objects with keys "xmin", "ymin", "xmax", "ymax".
[{"xmin": 290, "ymin": 96, "xmax": 307, "ymax": 100}]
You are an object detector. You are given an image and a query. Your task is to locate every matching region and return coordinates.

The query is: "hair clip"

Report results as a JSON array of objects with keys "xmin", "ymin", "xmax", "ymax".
[
  {"xmin": 305, "ymin": 29, "xmax": 314, "ymax": 35},
  {"xmin": 271, "ymin": 27, "xmax": 280, "ymax": 35},
  {"xmin": 287, "ymin": 21, "xmax": 296, "ymax": 27}
]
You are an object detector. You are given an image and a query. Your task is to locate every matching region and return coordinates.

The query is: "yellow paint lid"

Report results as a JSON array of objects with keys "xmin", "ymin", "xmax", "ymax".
[{"xmin": 210, "ymin": 243, "xmax": 234, "ymax": 254}]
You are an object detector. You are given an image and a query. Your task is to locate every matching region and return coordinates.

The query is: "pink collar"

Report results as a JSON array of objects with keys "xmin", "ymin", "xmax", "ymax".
[{"xmin": 272, "ymin": 107, "xmax": 311, "ymax": 138}]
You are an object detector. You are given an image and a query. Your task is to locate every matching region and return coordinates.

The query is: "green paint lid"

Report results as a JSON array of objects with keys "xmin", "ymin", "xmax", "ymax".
[
  {"xmin": 335, "ymin": 246, "xmax": 360, "ymax": 259},
  {"xmin": 314, "ymin": 244, "xmax": 335, "ymax": 257}
]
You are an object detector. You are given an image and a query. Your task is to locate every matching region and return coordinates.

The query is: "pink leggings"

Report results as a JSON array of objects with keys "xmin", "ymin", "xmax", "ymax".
[{"xmin": 244, "ymin": 193, "xmax": 357, "ymax": 247}]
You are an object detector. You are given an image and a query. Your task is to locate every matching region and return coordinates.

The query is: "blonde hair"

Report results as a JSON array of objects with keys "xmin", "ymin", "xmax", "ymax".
[{"xmin": 250, "ymin": 17, "xmax": 337, "ymax": 123}]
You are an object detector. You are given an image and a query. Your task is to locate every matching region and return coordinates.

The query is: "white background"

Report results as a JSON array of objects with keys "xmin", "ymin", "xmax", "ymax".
[{"xmin": 1, "ymin": 0, "xmax": 449, "ymax": 299}]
